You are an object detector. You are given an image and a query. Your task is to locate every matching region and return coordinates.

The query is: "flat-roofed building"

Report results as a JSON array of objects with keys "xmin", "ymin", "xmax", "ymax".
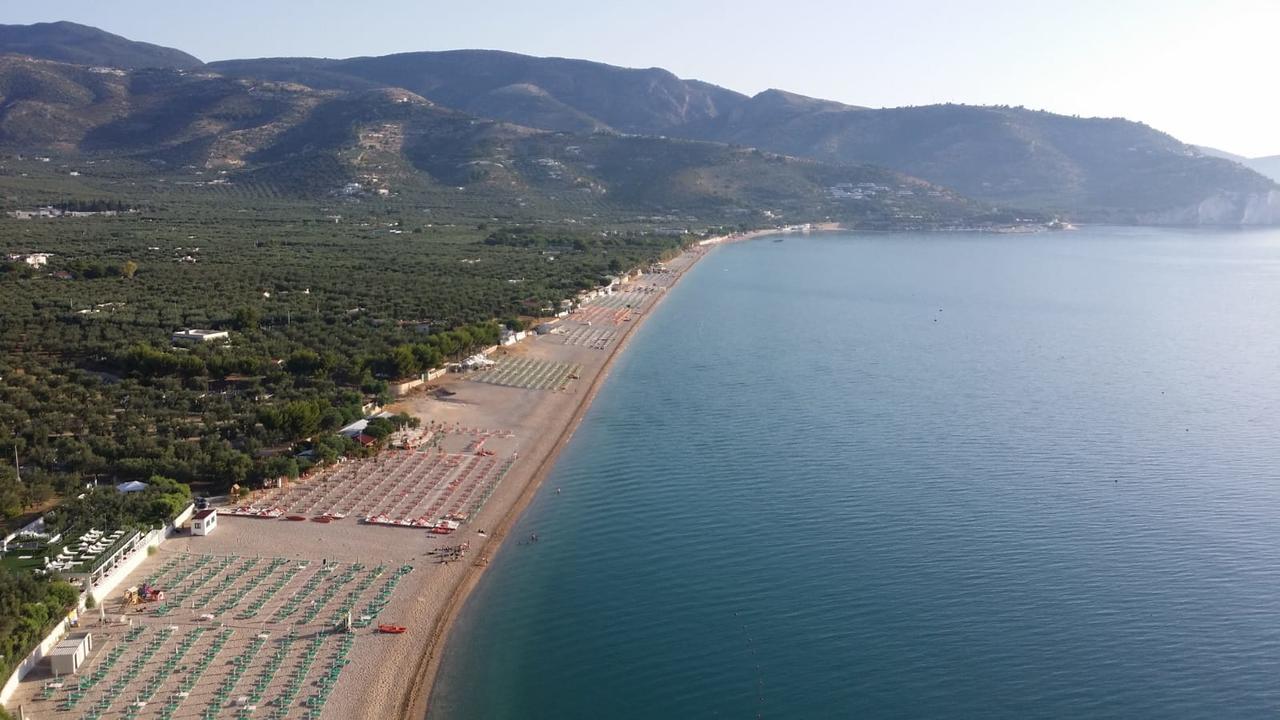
[
  {"xmin": 50, "ymin": 633, "xmax": 92, "ymax": 675},
  {"xmin": 171, "ymin": 329, "xmax": 229, "ymax": 344}
]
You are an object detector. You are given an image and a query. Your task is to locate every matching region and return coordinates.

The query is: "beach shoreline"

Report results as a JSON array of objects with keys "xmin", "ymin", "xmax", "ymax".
[
  {"xmin": 0, "ymin": 225, "xmax": 792, "ymax": 720},
  {"xmin": 399, "ymin": 227, "xmax": 784, "ymax": 719}
]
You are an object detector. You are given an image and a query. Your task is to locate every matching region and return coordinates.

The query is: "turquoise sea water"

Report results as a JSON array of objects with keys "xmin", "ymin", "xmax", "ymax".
[{"xmin": 432, "ymin": 227, "xmax": 1280, "ymax": 719}]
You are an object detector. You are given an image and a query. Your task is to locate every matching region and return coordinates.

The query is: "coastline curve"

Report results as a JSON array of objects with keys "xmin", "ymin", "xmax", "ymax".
[{"xmin": 399, "ymin": 230, "xmax": 781, "ymax": 719}]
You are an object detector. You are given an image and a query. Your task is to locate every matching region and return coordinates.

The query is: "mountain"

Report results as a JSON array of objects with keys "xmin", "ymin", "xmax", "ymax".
[
  {"xmin": 0, "ymin": 21, "xmax": 203, "ymax": 70},
  {"xmin": 684, "ymin": 97, "xmax": 1277, "ymax": 222},
  {"xmin": 213, "ymin": 50, "xmax": 1278, "ymax": 224},
  {"xmin": 1251, "ymin": 157, "xmax": 1280, "ymax": 183},
  {"xmin": 1197, "ymin": 146, "xmax": 1280, "ymax": 183},
  {"xmin": 1196, "ymin": 146, "xmax": 1248, "ymax": 163},
  {"xmin": 0, "ymin": 56, "xmax": 989, "ymax": 227},
  {"xmin": 5, "ymin": 22, "xmax": 1273, "ymax": 224},
  {"xmin": 209, "ymin": 51, "xmax": 746, "ymax": 135}
]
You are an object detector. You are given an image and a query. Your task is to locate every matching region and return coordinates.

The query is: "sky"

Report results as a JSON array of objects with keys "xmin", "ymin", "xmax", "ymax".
[{"xmin": 6, "ymin": 0, "xmax": 1278, "ymax": 156}]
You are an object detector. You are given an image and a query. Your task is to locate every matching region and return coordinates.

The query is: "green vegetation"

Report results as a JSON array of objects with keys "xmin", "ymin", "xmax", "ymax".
[
  {"xmin": 0, "ymin": 20, "xmax": 203, "ymax": 70},
  {"xmin": 0, "ymin": 55, "xmax": 992, "ymax": 228},
  {"xmin": 44, "ymin": 476, "xmax": 191, "ymax": 534},
  {"xmin": 0, "ymin": 573, "xmax": 80, "ymax": 683},
  {"xmin": 211, "ymin": 48, "xmax": 1277, "ymax": 222},
  {"xmin": 0, "ymin": 28, "xmax": 1056, "ymax": 712},
  {"xmin": 0, "ymin": 172, "xmax": 699, "ymax": 510},
  {"xmin": 0, "ymin": 30, "xmax": 1020, "ymax": 694}
]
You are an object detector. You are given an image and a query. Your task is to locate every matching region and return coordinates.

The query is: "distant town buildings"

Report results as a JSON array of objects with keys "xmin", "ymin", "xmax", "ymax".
[
  {"xmin": 829, "ymin": 182, "xmax": 894, "ymax": 200},
  {"xmin": 7, "ymin": 206, "xmax": 135, "ymax": 220}
]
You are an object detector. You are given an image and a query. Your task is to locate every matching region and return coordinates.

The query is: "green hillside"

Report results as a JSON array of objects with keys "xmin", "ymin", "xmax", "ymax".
[
  {"xmin": 0, "ymin": 56, "xmax": 993, "ymax": 228},
  {"xmin": 0, "ymin": 21, "xmax": 202, "ymax": 69},
  {"xmin": 211, "ymin": 51, "xmax": 1278, "ymax": 223}
]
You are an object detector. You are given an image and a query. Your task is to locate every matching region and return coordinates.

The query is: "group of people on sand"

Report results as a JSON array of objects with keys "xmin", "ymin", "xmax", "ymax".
[{"xmin": 431, "ymin": 543, "xmax": 470, "ymax": 564}]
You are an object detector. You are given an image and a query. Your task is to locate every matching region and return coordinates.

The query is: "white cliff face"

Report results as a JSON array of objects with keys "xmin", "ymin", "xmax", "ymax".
[
  {"xmin": 1138, "ymin": 190, "xmax": 1280, "ymax": 225},
  {"xmin": 1238, "ymin": 190, "xmax": 1280, "ymax": 224}
]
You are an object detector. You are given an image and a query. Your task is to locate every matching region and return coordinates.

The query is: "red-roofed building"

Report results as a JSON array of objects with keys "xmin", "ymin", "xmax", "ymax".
[{"xmin": 192, "ymin": 508, "xmax": 218, "ymax": 536}]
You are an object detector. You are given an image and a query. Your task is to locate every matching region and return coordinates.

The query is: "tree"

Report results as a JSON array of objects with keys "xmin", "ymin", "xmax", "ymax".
[
  {"xmin": 259, "ymin": 456, "xmax": 299, "ymax": 482},
  {"xmin": 285, "ymin": 350, "xmax": 325, "ymax": 377},
  {"xmin": 0, "ymin": 466, "xmax": 23, "ymax": 519},
  {"xmin": 363, "ymin": 417, "xmax": 395, "ymax": 439},
  {"xmin": 230, "ymin": 306, "xmax": 261, "ymax": 332},
  {"xmin": 120, "ymin": 260, "xmax": 139, "ymax": 279},
  {"xmin": 388, "ymin": 345, "xmax": 419, "ymax": 379},
  {"xmin": 143, "ymin": 475, "xmax": 191, "ymax": 521},
  {"xmin": 410, "ymin": 344, "xmax": 442, "ymax": 372},
  {"xmin": 267, "ymin": 400, "xmax": 324, "ymax": 439}
]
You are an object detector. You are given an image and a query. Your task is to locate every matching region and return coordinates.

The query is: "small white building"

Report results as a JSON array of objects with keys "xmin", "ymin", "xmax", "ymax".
[
  {"xmin": 191, "ymin": 508, "xmax": 218, "ymax": 536},
  {"xmin": 50, "ymin": 633, "xmax": 92, "ymax": 675},
  {"xmin": 499, "ymin": 328, "xmax": 527, "ymax": 346},
  {"xmin": 7, "ymin": 252, "xmax": 52, "ymax": 266},
  {"xmin": 461, "ymin": 354, "xmax": 495, "ymax": 370},
  {"xmin": 172, "ymin": 329, "xmax": 230, "ymax": 344}
]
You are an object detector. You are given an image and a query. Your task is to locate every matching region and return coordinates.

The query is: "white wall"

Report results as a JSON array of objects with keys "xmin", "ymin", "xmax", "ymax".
[
  {"xmin": 0, "ymin": 612, "xmax": 74, "ymax": 706},
  {"xmin": 171, "ymin": 503, "xmax": 195, "ymax": 529},
  {"xmin": 86, "ymin": 528, "xmax": 164, "ymax": 607},
  {"xmin": 390, "ymin": 377, "xmax": 425, "ymax": 397}
]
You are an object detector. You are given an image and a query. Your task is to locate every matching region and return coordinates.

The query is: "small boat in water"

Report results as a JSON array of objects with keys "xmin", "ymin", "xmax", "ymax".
[
  {"xmin": 284, "ymin": 515, "xmax": 307, "ymax": 522},
  {"xmin": 378, "ymin": 624, "xmax": 407, "ymax": 634}
]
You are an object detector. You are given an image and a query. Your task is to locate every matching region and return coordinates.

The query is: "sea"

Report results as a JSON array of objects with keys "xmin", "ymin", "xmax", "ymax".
[{"xmin": 431, "ymin": 226, "xmax": 1280, "ymax": 719}]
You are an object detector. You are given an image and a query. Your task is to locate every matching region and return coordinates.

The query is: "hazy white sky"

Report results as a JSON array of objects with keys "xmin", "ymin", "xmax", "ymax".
[{"xmin": 8, "ymin": 0, "xmax": 1278, "ymax": 156}]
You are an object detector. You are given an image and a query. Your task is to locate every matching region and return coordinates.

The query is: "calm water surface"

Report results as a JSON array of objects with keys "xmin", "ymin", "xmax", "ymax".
[{"xmin": 432, "ymin": 227, "xmax": 1280, "ymax": 719}]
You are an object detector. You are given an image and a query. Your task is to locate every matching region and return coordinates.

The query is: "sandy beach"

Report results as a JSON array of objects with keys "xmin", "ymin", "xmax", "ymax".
[
  {"xmin": 4, "ymin": 230, "xmax": 776, "ymax": 720},
  {"xmin": 392, "ymin": 230, "xmax": 794, "ymax": 719}
]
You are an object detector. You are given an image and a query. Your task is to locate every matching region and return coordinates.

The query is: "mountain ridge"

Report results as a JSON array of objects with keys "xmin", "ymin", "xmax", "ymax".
[
  {"xmin": 209, "ymin": 50, "xmax": 748, "ymax": 135},
  {"xmin": 1197, "ymin": 146, "xmax": 1280, "ymax": 183},
  {"xmin": 0, "ymin": 21, "xmax": 203, "ymax": 69},
  {"xmin": 205, "ymin": 51, "xmax": 1279, "ymax": 223},
  {"xmin": 0, "ymin": 21, "xmax": 1276, "ymax": 224},
  {"xmin": 0, "ymin": 56, "xmax": 993, "ymax": 229}
]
